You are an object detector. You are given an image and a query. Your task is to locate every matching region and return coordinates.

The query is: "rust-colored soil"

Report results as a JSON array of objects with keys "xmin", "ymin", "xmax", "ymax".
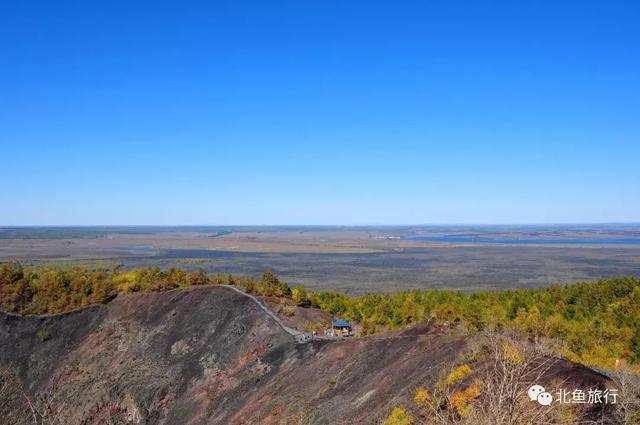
[{"xmin": 0, "ymin": 286, "xmax": 610, "ymax": 424}]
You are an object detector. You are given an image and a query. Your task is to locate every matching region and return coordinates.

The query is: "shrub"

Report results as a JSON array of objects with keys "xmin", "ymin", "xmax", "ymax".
[
  {"xmin": 304, "ymin": 321, "xmax": 325, "ymax": 333},
  {"xmin": 277, "ymin": 300, "xmax": 296, "ymax": 317},
  {"xmin": 449, "ymin": 383, "xmax": 481, "ymax": 417},
  {"xmin": 37, "ymin": 329, "xmax": 50, "ymax": 342},
  {"xmin": 445, "ymin": 364, "xmax": 472, "ymax": 387},
  {"xmin": 292, "ymin": 286, "xmax": 310, "ymax": 307},
  {"xmin": 382, "ymin": 406, "xmax": 414, "ymax": 425},
  {"xmin": 260, "ymin": 271, "xmax": 291, "ymax": 297},
  {"xmin": 502, "ymin": 340, "xmax": 524, "ymax": 365},
  {"xmin": 188, "ymin": 269, "xmax": 210, "ymax": 286},
  {"xmin": 414, "ymin": 387, "xmax": 430, "ymax": 406}
]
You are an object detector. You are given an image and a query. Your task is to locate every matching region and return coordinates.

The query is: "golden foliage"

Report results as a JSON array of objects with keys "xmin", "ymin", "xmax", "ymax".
[
  {"xmin": 445, "ymin": 364, "xmax": 472, "ymax": 387},
  {"xmin": 382, "ymin": 407, "xmax": 414, "ymax": 425},
  {"xmin": 449, "ymin": 383, "xmax": 481, "ymax": 418},
  {"xmin": 414, "ymin": 386, "xmax": 430, "ymax": 406},
  {"xmin": 502, "ymin": 340, "xmax": 524, "ymax": 365}
]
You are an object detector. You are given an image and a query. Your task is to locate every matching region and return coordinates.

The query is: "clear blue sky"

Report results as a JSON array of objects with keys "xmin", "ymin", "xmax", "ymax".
[{"xmin": 1, "ymin": 1, "xmax": 638, "ymax": 225}]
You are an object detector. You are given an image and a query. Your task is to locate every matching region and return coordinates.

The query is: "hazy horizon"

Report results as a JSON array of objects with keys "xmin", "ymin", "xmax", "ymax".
[{"xmin": 2, "ymin": 222, "xmax": 640, "ymax": 228}]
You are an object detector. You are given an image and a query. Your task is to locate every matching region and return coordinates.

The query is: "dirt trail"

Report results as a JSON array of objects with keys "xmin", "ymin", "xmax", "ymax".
[{"xmin": 219, "ymin": 285, "xmax": 303, "ymax": 338}]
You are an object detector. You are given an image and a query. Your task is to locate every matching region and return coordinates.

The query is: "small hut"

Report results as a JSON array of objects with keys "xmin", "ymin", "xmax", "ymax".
[{"xmin": 331, "ymin": 319, "xmax": 352, "ymax": 336}]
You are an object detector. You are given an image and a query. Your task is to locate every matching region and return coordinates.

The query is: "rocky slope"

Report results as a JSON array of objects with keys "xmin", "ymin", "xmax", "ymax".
[{"xmin": 0, "ymin": 286, "xmax": 610, "ymax": 424}]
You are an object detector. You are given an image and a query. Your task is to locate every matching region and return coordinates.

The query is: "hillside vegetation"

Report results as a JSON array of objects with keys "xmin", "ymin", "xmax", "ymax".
[{"xmin": 1, "ymin": 262, "xmax": 639, "ymax": 371}]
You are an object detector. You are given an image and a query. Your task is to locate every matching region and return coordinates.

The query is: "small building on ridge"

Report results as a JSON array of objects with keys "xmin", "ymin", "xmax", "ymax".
[{"xmin": 331, "ymin": 319, "xmax": 352, "ymax": 336}]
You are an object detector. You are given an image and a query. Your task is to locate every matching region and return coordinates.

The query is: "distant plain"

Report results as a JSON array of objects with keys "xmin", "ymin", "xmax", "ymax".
[{"xmin": 1, "ymin": 225, "xmax": 639, "ymax": 294}]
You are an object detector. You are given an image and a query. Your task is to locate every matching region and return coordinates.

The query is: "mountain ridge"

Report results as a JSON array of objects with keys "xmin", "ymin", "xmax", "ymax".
[{"xmin": 0, "ymin": 285, "xmax": 612, "ymax": 424}]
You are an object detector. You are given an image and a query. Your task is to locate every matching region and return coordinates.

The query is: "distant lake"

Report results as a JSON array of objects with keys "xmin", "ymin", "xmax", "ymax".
[
  {"xmin": 120, "ymin": 246, "xmax": 162, "ymax": 254},
  {"xmin": 407, "ymin": 236, "xmax": 640, "ymax": 245}
]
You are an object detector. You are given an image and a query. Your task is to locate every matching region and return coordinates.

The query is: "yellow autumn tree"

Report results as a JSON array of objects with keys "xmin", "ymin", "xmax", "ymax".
[
  {"xmin": 450, "ymin": 383, "xmax": 481, "ymax": 417},
  {"xmin": 382, "ymin": 406, "xmax": 414, "ymax": 425}
]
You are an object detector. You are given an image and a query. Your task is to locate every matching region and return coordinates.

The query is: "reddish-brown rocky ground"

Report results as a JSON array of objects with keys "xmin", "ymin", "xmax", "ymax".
[{"xmin": 0, "ymin": 286, "xmax": 611, "ymax": 424}]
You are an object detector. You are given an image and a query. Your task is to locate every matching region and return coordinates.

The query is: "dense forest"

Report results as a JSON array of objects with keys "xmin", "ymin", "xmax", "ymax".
[{"xmin": 1, "ymin": 262, "xmax": 638, "ymax": 371}]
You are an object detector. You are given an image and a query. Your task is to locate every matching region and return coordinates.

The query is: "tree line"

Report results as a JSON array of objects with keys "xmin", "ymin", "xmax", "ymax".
[{"xmin": 1, "ymin": 262, "xmax": 639, "ymax": 371}]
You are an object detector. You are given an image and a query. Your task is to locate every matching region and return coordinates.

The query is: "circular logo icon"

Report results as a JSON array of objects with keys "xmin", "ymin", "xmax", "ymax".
[
  {"xmin": 528, "ymin": 385, "xmax": 545, "ymax": 401},
  {"xmin": 537, "ymin": 392, "xmax": 553, "ymax": 406}
]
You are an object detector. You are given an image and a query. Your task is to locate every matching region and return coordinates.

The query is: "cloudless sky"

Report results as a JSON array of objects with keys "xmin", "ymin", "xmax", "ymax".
[{"xmin": 1, "ymin": 1, "xmax": 639, "ymax": 225}]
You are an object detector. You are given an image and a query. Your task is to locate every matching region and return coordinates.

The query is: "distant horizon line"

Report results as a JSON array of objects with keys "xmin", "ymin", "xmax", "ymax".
[{"xmin": 2, "ymin": 223, "xmax": 639, "ymax": 228}]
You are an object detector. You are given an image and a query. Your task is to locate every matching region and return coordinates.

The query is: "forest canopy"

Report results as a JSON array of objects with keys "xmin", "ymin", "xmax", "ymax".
[{"xmin": 1, "ymin": 262, "xmax": 639, "ymax": 371}]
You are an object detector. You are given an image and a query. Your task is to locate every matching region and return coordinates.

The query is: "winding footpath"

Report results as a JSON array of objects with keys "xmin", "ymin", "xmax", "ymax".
[{"xmin": 219, "ymin": 285, "xmax": 305, "ymax": 339}]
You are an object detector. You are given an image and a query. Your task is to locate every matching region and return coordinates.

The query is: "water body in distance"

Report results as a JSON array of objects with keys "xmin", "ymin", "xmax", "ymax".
[{"xmin": 406, "ymin": 236, "xmax": 640, "ymax": 245}]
